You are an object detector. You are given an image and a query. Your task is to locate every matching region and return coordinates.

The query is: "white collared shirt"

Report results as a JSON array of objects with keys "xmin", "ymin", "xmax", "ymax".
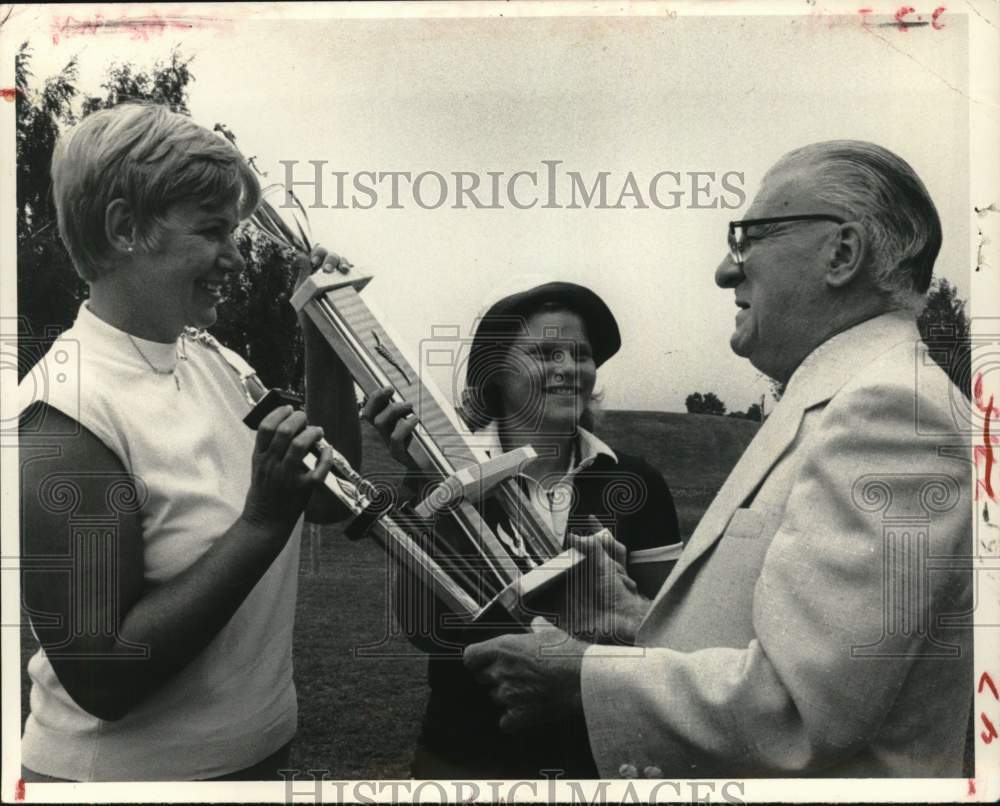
[{"xmin": 475, "ymin": 421, "xmax": 618, "ymax": 543}]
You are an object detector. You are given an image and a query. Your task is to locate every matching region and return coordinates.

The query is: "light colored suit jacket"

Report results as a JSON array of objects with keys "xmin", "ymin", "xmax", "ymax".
[{"xmin": 581, "ymin": 311, "xmax": 972, "ymax": 777}]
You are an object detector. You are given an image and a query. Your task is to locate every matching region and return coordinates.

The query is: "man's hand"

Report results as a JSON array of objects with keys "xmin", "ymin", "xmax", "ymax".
[
  {"xmin": 464, "ymin": 617, "xmax": 588, "ymax": 733},
  {"xmin": 565, "ymin": 526, "xmax": 651, "ymax": 645}
]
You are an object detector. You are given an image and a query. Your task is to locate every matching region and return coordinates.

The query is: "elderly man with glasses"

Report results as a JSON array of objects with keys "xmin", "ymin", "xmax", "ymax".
[{"xmin": 464, "ymin": 140, "xmax": 973, "ymax": 778}]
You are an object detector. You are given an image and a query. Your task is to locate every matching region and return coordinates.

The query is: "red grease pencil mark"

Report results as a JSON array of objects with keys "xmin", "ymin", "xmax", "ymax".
[
  {"xmin": 50, "ymin": 12, "xmax": 229, "ymax": 45},
  {"xmin": 981, "ymin": 671, "xmax": 999, "ymax": 700},
  {"xmin": 968, "ymin": 778, "xmax": 976, "ymax": 796},
  {"xmin": 894, "ymin": 6, "xmax": 917, "ymax": 30},
  {"xmin": 973, "ymin": 374, "xmax": 998, "ymax": 503},
  {"xmin": 859, "ymin": 6, "xmax": 943, "ymax": 30},
  {"xmin": 1, "ymin": 88, "xmax": 17, "ymax": 102},
  {"xmin": 981, "ymin": 712, "xmax": 998, "ymax": 744},
  {"xmin": 14, "ymin": 779, "xmax": 24, "ymax": 801},
  {"xmin": 879, "ymin": 6, "xmax": 944, "ymax": 31}
]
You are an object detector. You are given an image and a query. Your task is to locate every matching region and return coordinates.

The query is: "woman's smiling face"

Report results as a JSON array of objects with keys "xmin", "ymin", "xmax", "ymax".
[
  {"xmin": 122, "ymin": 199, "xmax": 245, "ymax": 341},
  {"xmin": 496, "ymin": 308, "xmax": 597, "ymax": 436}
]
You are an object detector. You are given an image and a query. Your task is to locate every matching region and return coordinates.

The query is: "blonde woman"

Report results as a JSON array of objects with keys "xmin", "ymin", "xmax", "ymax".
[{"xmin": 19, "ymin": 103, "xmax": 358, "ymax": 781}]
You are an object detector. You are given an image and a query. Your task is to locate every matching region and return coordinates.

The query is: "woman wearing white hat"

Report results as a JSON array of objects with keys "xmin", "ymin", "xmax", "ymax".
[{"xmin": 363, "ymin": 278, "xmax": 682, "ymax": 778}]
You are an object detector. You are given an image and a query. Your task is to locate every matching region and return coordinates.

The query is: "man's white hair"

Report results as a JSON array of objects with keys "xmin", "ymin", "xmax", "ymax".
[{"xmin": 767, "ymin": 140, "xmax": 942, "ymax": 309}]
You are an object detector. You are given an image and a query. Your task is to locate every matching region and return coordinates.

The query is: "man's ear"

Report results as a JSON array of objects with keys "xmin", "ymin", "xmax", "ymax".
[
  {"xmin": 104, "ymin": 198, "xmax": 137, "ymax": 255},
  {"xmin": 825, "ymin": 221, "xmax": 867, "ymax": 289}
]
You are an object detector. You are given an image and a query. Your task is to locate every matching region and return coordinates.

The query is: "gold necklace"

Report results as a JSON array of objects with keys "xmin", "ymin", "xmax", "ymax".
[{"xmin": 126, "ymin": 334, "xmax": 188, "ymax": 390}]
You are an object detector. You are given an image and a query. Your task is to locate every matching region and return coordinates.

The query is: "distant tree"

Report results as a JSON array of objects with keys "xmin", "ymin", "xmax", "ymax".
[
  {"xmin": 15, "ymin": 45, "xmax": 303, "ymax": 391},
  {"xmin": 685, "ymin": 391, "xmax": 727, "ymax": 416},
  {"xmin": 917, "ymin": 278, "xmax": 971, "ymax": 400},
  {"xmin": 81, "ymin": 50, "xmax": 193, "ymax": 115},
  {"xmin": 727, "ymin": 402, "xmax": 763, "ymax": 422},
  {"xmin": 15, "ymin": 43, "xmax": 85, "ymax": 376}
]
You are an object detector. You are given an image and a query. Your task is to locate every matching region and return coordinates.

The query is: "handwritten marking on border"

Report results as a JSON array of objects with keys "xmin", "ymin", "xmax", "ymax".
[
  {"xmin": 50, "ymin": 12, "xmax": 231, "ymax": 45},
  {"xmin": 973, "ymin": 374, "xmax": 998, "ymax": 503},
  {"xmin": 856, "ymin": 5, "xmax": 947, "ymax": 30}
]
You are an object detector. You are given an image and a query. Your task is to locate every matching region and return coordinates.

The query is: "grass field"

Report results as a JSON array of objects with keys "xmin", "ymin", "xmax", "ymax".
[{"xmin": 19, "ymin": 410, "xmax": 756, "ymax": 778}]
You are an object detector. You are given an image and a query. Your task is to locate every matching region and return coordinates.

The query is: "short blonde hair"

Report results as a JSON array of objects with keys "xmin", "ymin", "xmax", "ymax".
[{"xmin": 51, "ymin": 103, "xmax": 261, "ymax": 280}]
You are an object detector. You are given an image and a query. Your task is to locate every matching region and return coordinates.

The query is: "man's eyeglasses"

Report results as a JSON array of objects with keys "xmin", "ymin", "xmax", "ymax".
[{"xmin": 727, "ymin": 214, "xmax": 846, "ymax": 266}]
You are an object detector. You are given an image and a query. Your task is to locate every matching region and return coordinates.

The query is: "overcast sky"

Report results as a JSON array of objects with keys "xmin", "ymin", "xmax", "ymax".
[{"xmin": 5, "ymin": 3, "xmax": 971, "ymax": 413}]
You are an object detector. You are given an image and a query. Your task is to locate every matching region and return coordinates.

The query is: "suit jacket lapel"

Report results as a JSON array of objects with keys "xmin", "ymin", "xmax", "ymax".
[
  {"xmin": 642, "ymin": 397, "xmax": 806, "ymax": 614},
  {"xmin": 638, "ymin": 311, "xmax": 921, "ymax": 632}
]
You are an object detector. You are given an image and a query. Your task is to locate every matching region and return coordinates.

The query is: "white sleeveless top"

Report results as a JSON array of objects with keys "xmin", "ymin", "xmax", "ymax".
[{"xmin": 19, "ymin": 303, "xmax": 301, "ymax": 781}]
